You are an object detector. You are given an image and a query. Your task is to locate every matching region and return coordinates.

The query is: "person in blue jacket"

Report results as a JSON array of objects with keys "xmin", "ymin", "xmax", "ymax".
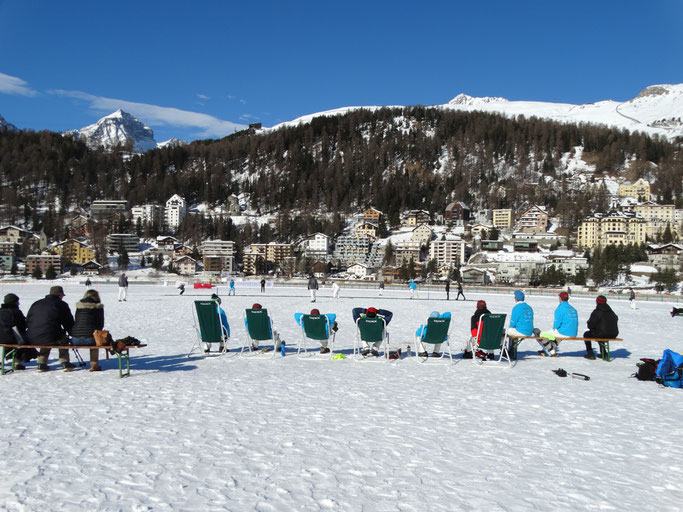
[
  {"xmin": 294, "ymin": 308, "xmax": 338, "ymax": 354},
  {"xmin": 206, "ymin": 293, "xmax": 230, "ymax": 353},
  {"xmin": 506, "ymin": 290, "xmax": 535, "ymax": 360},
  {"xmin": 415, "ymin": 311, "xmax": 451, "ymax": 357},
  {"xmin": 539, "ymin": 291, "xmax": 578, "ymax": 356}
]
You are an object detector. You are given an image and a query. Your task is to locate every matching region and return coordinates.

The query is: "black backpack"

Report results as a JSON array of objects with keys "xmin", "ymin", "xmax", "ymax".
[{"xmin": 633, "ymin": 358, "xmax": 659, "ymax": 381}]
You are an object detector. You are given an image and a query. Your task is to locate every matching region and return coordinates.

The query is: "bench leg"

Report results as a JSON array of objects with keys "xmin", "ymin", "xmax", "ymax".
[
  {"xmin": 116, "ymin": 349, "xmax": 131, "ymax": 378},
  {"xmin": 2, "ymin": 347, "xmax": 18, "ymax": 375},
  {"xmin": 598, "ymin": 342, "xmax": 611, "ymax": 362}
]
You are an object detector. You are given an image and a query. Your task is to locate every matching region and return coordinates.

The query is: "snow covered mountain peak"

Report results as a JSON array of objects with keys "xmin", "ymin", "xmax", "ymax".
[
  {"xmin": 0, "ymin": 113, "xmax": 19, "ymax": 132},
  {"xmin": 448, "ymin": 93, "xmax": 509, "ymax": 106},
  {"xmin": 66, "ymin": 110, "xmax": 158, "ymax": 153}
]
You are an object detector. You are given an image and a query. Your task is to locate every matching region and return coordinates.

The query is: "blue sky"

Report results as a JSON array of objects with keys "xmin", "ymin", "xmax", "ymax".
[{"xmin": 1, "ymin": 0, "xmax": 681, "ymax": 142}]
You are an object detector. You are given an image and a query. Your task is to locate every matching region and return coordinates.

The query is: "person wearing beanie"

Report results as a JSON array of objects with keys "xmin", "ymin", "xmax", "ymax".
[
  {"xmin": 244, "ymin": 303, "xmax": 282, "ymax": 353},
  {"xmin": 293, "ymin": 308, "xmax": 337, "ymax": 354},
  {"xmin": 0, "ymin": 293, "xmax": 40, "ymax": 370},
  {"xmin": 415, "ymin": 311, "xmax": 452, "ymax": 358},
  {"xmin": 506, "ymin": 290, "xmax": 535, "ymax": 360},
  {"xmin": 538, "ymin": 291, "xmax": 579, "ymax": 357},
  {"xmin": 206, "ymin": 293, "xmax": 230, "ymax": 353},
  {"xmin": 26, "ymin": 287, "xmax": 75, "ymax": 372},
  {"xmin": 583, "ymin": 295, "xmax": 619, "ymax": 360},
  {"xmin": 351, "ymin": 306, "xmax": 393, "ymax": 356},
  {"xmin": 462, "ymin": 300, "xmax": 491, "ymax": 359},
  {"xmin": 70, "ymin": 289, "xmax": 105, "ymax": 371}
]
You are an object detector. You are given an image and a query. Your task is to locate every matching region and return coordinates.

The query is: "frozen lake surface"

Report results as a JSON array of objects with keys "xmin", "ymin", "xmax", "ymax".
[{"xmin": 1, "ymin": 281, "xmax": 681, "ymax": 511}]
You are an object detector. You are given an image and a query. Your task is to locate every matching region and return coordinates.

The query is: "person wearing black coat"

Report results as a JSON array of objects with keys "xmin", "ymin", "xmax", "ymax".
[
  {"xmin": 71, "ymin": 289, "xmax": 105, "ymax": 371},
  {"xmin": 26, "ymin": 286, "xmax": 75, "ymax": 372},
  {"xmin": 583, "ymin": 295, "xmax": 619, "ymax": 360},
  {"xmin": 445, "ymin": 280, "xmax": 450, "ymax": 300},
  {"xmin": 463, "ymin": 300, "xmax": 491, "ymax": 359},
  {"xmin": 0, "ymin": 293, "xmax": 38, "ymax": 369}
]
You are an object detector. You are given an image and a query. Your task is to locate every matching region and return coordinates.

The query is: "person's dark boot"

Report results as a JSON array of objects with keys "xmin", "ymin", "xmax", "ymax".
[{"xmin": 584, "ymin": 351, "xmax": 596, "ymax": 360}]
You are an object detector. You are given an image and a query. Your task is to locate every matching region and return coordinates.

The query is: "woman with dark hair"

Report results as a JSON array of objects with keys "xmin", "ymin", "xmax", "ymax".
[
  {"xmin": 71, "ymin": 289, "xmax": 105, "ymax": 371},
  {"xmin": 0, "ymin": 293, "xmax": 37, "ymax": 369}
]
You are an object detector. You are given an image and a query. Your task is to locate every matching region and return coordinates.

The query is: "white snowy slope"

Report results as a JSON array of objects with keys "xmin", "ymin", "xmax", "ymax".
[
  {"xmin": 65, "ymin": 110, "xmax": 159, "ymax": 153},
  {"xmin": 270, "ymin": 84, "xmax": 683, "ymax": 140},
  {"xmin": 0, "ymin": 113, "xmax": 19, "ymax": 132},
  {"xmin": 0, "ymin": 281, "xmax": 682, "ymax": 511}
]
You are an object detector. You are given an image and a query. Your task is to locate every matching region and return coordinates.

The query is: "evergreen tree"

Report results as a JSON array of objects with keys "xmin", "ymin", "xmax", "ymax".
[
  {"xmin": 140, "ymin": 254, "xmax": 146, "ymax": 268},
  {"xmin": 32, "ymin": 265, "xmax": 43, "ymax": 279},
  {"xmin": 45, "ymin": 265, "xmax": 57, "ymax": 280},
  {"xmin": 117, "ymin": 243, "xmax": 130, "ymax": 270},
  {"xmin": 383, "ymin": 240, "xmax": 395, "ymax": 266}
]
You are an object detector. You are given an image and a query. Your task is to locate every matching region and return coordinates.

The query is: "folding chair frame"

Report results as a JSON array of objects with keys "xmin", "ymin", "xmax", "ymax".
[
  {"xmin": 297, "ymin": 314, "xmax": 336, "ymax": 359},
  {"xmin": 240, "ymin": 309, "xmax": 279, "ymax": 359},
  {"xmin": 467, "ymin": 313, "xmax": 511, "ymax": 367},
  {"xmin": 189, "ymin": 301, "xmax": 230, "ymax": 357},
  {"xmin": 415, "ymin": 316, "xmax": 453, "ymax": 365},
  {"xmin": 353, "ymin": 317, "xmax": 389, "ymax": 362}
]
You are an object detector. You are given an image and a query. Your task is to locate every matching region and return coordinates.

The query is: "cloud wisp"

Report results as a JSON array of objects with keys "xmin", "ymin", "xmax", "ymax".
[
  {"xmin": 0, "ymin": 72, "xmax": 38, "ymax": 96},
  {"xmin": 50, "ymin": 89, "xmax": 247, "ymax": 138}
]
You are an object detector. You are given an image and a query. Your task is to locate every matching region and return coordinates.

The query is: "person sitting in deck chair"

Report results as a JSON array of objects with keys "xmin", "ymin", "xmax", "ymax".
[
  {"xmin": 462, "ymin": 300, "xmax": 491, "ymax": 359},
  {"xmin": 539, "ymin": 291, "xmax": 578, "ymax": 357},
  {"xmin": 294, "ymin": 308, "xmax": 338, "ymax": 354},
  {"xmin": 207, "ymin": 293, "xmax": 230, "ymax": 353},
  {"xmin": 352, "ymin": 307, "xmax": 393, "ymax": 356},
  {"xmin": 671, "ymin": 307, "xmax": 683, "ymax": 317},
  {"xmin": 416, "ymin": 311, "xmax": 451, "ymax": 358},
  {"xmin": 244, "ymin": 303, "xmax": 282, "ymax": 352}
]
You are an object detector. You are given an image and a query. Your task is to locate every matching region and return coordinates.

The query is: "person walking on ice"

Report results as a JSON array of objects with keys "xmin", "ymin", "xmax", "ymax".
[
  {"xmin": 455, "ymin": 281, "xmax": 466, "ymax": 301},
  {"xmin": 628, "ymin": 288, "xmax": 636, "ymax": 309},
  {"xmin": 445, "ymin": 280, "xmax": 450, "ymax": 300},
  {"xmin": 118, "ymin": 273, "xmax": 128, "ymax": 302},
  {"xmin": 409, "ymin": 279, "xmax": 419, "ymax": 299},
  {"xmin": 228, "ymin": 279, "xmax": 236, "ymax": 296},
  {"xmin": 332, "ymin": 282, "xmax": 340, "ymax": 299},
  {"xmin": 308, "ymin": 274, "xmax": 319, "ymax": 302},
  {"xmin": 378, "ymin": 281, "xmax": 384, "ymax": 296}
]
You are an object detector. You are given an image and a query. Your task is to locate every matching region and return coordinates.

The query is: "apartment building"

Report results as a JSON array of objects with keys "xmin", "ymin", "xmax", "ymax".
[
  {"xmin": 165, "ymin": 194, "xmax": 187, "ymax": 229},
  {"xmin": 618, "ymin": 178, "xmax": 650, "ymax": 200},
  {"xmin": 577, "ymin": 211, "xmax": 646, "ymax": 249},
  {"xmin": 492, "ymin": 209, "xmax": 513, "ymax": 228},
  {"xmin": 429, "ymin": 237, "xmax": 467, "ymax": 266},
  {"xmin": 517, "ymin": 205, "xmax": 548, "ymax": 234}
]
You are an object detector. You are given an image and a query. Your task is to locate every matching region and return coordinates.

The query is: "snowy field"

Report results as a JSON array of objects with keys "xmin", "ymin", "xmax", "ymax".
[{"xmin": 1, "ymin": 281, "xmax": 682, "ymax": 511}]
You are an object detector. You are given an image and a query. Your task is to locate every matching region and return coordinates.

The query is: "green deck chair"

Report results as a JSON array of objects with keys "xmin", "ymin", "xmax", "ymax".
[
  {"xmin": 415, "ymin": 316, "xmax": 453, "ymax": 364},
  {"xmin": 468, "ymin": 313, "xmax": 509, "ymax": 366},
  {"xmin": 241, "ymin": 308, "xmax": 278, "ymax": 358},
  {"xmin": 297, "ymin": 314, "xmax": 336, "ymax": 359},
  {"xmin": 190, "ymin": 300, "xmax": 229, "ymax": 357},
  {"xmin": 353, "ymin": 316, "xmax": 389, "ymax": 362}
]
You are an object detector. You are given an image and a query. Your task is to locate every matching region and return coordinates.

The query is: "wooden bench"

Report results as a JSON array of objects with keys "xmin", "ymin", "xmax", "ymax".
[
  {"xmin": 506, "ymin": 335, "xmax": 622, "ymax": 361},
  {"xmin": 0, "ymin": 343, "xmax": 147, "ymax": 378}
]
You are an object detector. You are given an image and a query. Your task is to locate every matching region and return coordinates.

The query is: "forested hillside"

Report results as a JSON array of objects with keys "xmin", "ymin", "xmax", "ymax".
[{"xmin": 1, "ymin": 107, "xmax": 681, "ymax": 239}]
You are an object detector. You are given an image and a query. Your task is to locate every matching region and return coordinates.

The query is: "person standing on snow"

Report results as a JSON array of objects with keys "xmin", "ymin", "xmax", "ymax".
[
  {"xmin": 409, "ymin": 279, "xmax": 418, "ymax": 299},
  {"xmin": 308, "ymin": 275, "xmax": 319, "ymax": 302},
  {"xmin": 378, "ymin": 281, "xmax": 384, "ymax": 296},
  {"xmin": 628, "ymin": 288, "xmax": 636, "ymax": 309},
  {"xmin": 445, "ymin": 280, "xmax": 450, "ymax": 300},
  {"xmin": 260, "ymin": 278, "xmax": 266, "ymax": 293},
  {"xmin": 118, "ymin": 273, "xmax": 129, "ymax": 302},
  {"xmin": 228, "ymin": 279, "xmax": 236, "ymax": 296},
  {"xmin": 331, "ymin": 282, "xmax": 340, "ymax": 299}
]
